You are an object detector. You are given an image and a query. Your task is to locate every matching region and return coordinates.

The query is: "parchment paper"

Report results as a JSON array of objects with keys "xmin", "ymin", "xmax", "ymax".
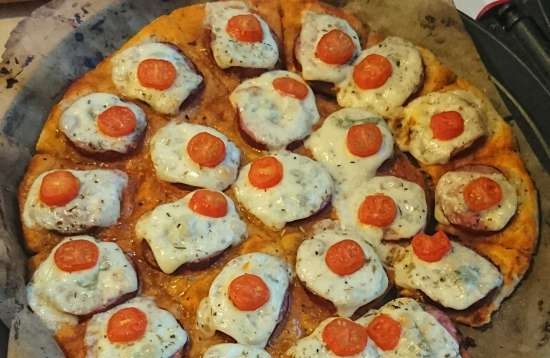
[
  {"xmin": 0, "ymin": 0, "xmax": 546, "ymax": 357},
  {"xmin": 345, "ymin": 0, "xmax": 508, "ymax": 115}
]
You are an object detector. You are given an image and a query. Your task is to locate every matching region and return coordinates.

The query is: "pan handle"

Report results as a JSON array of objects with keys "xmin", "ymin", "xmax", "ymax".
[{"xmin": 497, "ymin": 2, "xmax": 550, "ymax": 84}]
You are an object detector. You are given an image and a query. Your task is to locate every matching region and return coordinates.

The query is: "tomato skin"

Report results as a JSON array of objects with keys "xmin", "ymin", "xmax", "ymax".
[
  {"xmin": 325, "ymin": 239, "xmax": 366, "ymax": 276},
  {"xmin": 186, "ymin": 132, "xmax": 226, "ymax": 168},
  {"xmin": 54, "ymin": 239, "xmax": 100, "ymax": 272},
  {"xmin": 322, "ymin": 318, "xmax": 369, "ymax": 356},
  {"xmin": 39, "ymin": 170, "xmax": 80, "ymax": 207},
  {"xmin": 226, "ymin": 14, "xmax": 263, "ymax": 43},
  {"xmin": 315, "ymin": 29, "xmax": 356, "ymax": 65},
  {"xmin": 97, "ymin": 105, "xmax": 137, "ymax": 137},
  {"xmin": 353, "ymin": 54, "xmax": 393, "ymax": 90},
  {"xmin": 228, "ymin": 274, "xmax": 270, "ymax": 311},
  {"xmin": 272, "ymin": 77, "xmax": 309, "ymax": 100},
  {"xmin": 411, "ymin": 231, "xmax": 452, "ymax": 263},
  {"xmin": 137, "ymin": 59, "xmax": 177, "ymax": 90},
  {"xmin": 346, "ymin": 123, "xmax": 383, "ymax": 157},
  {"xmin": 463, "ymin": 177, "xmax": 502, "ymax": 212},
  {"xmin": 358, "ymin": 194, "xmax": 397, "ymax": 227},
  {"xmin": 188, "ymin": 190, "xmax": 228, "ymax": 218},
  {"xmin": 366, "ymin": 313, "xmax": 402, "ymax": 351},
  {"xmin": 248, "ymin": 156, "xmax": 284, "ymax": 189},
  {"xmin": 107, "ymin": 307, "xmax": 148, "ymax": 343},
  {"xmin": 430, "ymin": 111, "xmax": 464, "ymax": 141}
]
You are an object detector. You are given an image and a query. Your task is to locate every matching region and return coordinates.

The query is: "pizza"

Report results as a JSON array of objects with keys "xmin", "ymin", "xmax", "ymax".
[{"xmin": 17, "ymin": 0, "xmax": 539, "ymax": 357}]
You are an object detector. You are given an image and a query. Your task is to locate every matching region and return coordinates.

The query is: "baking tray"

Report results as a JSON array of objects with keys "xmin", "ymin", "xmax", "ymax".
[{"xmin": 0, "ymin": 0, "xmax": 548, "ymax": 357}]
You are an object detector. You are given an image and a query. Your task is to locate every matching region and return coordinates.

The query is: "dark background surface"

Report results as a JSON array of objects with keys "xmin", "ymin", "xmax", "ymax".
[
  {"xmin": 463, "ymin": 0, "xmax": 550, "ymax": 170},
  {"xmin": 0, "ymin": 323, "xmax": 6, "ymax": 357}
]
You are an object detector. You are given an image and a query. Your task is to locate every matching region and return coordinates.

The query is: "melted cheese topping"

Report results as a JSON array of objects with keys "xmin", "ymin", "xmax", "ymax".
[
  {"xmin": 59, "ymin": 93, "xmax": 147, "ymax": 153},
  {"xmin": 23, "ymin": 169, "xmax": 127, "ymax": 234},
  {"xmin": 233, "ymin": 150, "xmax": 333, "ymax": 230},
  {"xmin": 150, "ymin": 121, "xmax": 241, "ymax": 190},
  {"xmin": 288, "ymin": 317, "xmax": 380, "ymax": 358},
  {"xmin": 435, "ymin": 170, "xmax": 517, "ymax": 231},
  {"xmin": 230, "ymin": 70, "xmax": 320, "ymax": 149},
  {"xmin": 135, "ymin": 190, "xmax": 247, "ymax": 274},
  {"xmin": 27, "ymin": 236, "xmax": 137, "ymax": 331},
  {"xmin": 296, "ymin": 226, "xmax": 388, "ymax": 317},
  {"xmin": 305, "ymin": 108, "xmax": 394, "ymax": 190},
  {"xmin": 297, "ymin": 11, "xmax": 361, "ymax": 84},
  {"xmin": 111, "ymin": 42, "xmax": 203, "ymax": 115},
  {"xmin": 403, "ymin": 90, "xmax": 487, "ymax": 164},
  {"xmin": 203, "ymin": 343, "xmax": 271, "ymax": 358},
  {"xmin": 197, "ymin": 253, "xmax": 292, "ymax": 347},
  {"xmin": 334, "ymin": 176, "xmax": 427, "ymax": 247},
  {"xmin": 357, "ymin": 298, "xmax": 461, "ymax": 358},
  {"xmin": 205, "ymin": 1, "xmax": 279, "ymax": 69},
  {"xmin": 394, "ymin": 242, "xmax": 503, "ymax": 310},
  {"xmin": 337, "ymin": 37, "xmax": 423, "ymax": 116},
  {"xmin": 85, "ymin": 296, "xmax": 187, "ymax": 358}
]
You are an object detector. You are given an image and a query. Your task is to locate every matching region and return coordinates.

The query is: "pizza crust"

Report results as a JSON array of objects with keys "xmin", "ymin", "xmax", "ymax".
[
  {"xmin": 390, "ymin": 52, "xmax": 537, "ymax": 326},
  {"xmin": 416, "ymin": 46, "xmax": 457, "ymax": 96},
  {"xmin": 17, "ymin": 1, "xmax": 540, "ymax": 355}
]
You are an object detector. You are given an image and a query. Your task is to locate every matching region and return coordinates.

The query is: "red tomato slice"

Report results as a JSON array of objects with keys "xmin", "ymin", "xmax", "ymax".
[
  {"xmin": 54, "ymin": 239, "xmax": 99, "ymax": 272},
  {"xmin": 272, "ymin": 77, "xmax": 309, "ymax": 100},
  {"xmin": 430, "ymin": 111, "xmax": 465, "ymax": 141},
  {"xmin": 463, "ymin": 176, "xmax": 503, "ymax": 212},
  {"xmin": 325, "ymin": 239, "xmax": 366, "ymax": 276},
  {"xmin": 346, "ymin": 123, "xmax": 383, "ymax": 157},
  {"xmin": 226, "ymin": 14, "xmax": 263, "ymax": 43},
  {"xmin": 97, "ymin": 105, "xmax": 137, "ymax": 137},
  {"xmin": 186, "ymin": 132, "xmax": 226, "ymax": 168},
  {"xmin": 322, "ymin": 318, "xmax": 369, "ymax": 356},
  {"xmin": 228, "ymin": 273, "xmax": 270, "ymax": 311},
  {"xmin": 107, "ymin": 307, "xmax": 148, "ymax": 343},
  {"xmin": 353, "ymin": 54, "xmax": 393, "ymax": 90},
  {"xmin": 137, "ymin": 58, "xmax": 177, "ymax": 90},
  {"xmin": 248, "ymin": 156, "xmax": 284, "ymax": 189},
  {"xmin": 315, "ymin": 29, "xmax": 356, "ymax": 65},
  {"xmin": 358, "ymin": 194, "xmax": 397, "ymax": 227},
  {"xmin": 39, "ymin": 170, "xmax": 80, "ymax": 207},
  {"xmin": 411, "ymin": 231, "xmax": 452, "ymax": 262},
  {"xmin": 366, "ymin": 313, "xmax": 402, "ymax": 351},
  {"xmin": 188, "ymin": 190, "xmax": 228, "ymax": 218}
]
